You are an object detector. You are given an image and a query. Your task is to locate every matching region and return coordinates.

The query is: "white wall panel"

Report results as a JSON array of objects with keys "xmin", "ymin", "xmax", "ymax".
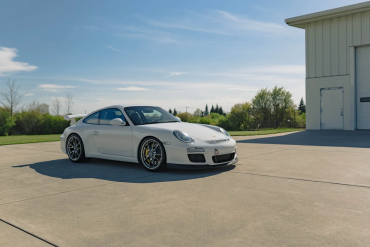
[
  {"xmin": 330, "ymin": 19, "xmax": 339, "ymax": 76},
  {"xmin": 347, "ymin": 15, "xmax": 353, "ymax": 75},
  {"xmin": 353, "ymin": 13, "xmax": 362, "ymax": 46},
  {"xmin": 306, "ymin": 76, "xmax": 352, "ymax": 130},
  {"xmin": 361, "ymin": 12, "xmax": 370, "ymax": 44},
  {"xmin": 307, "ymin": 23, "xmax": 316, "ymax": 78},
  {"xmin": 323, "ymin": 20, "xmax": 331, "ymax": 77},
  {"xmin": 315, "ymin": 21, "xmax": 323, "ymax": 77},
  {"xmin": 306, "ymin": 12, "xmax": 370, "ymax": 78},
  {"xmin": 338, "ymin": 17, "xmax": 347, "ymax": 75}
]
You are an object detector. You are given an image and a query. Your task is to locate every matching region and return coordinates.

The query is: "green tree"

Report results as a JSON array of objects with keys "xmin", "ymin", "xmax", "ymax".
[
  {"xmin": 270, "ymin": 86, "xmax": 294, "ymax": 128},
  {"xmin": 176, "ymin": 112, "xmax": 194, "ymax": 122},
  {"xmin": 14, "ymin": 109, "xmax": 44, "ymax": 135},
  {"xmin": 173, "ymin": 108, "xmax": 178, "ymax": 115},
  {"xmin": 193, "ymin": 108, "xmax": 202, "ymax": 117},
  {"xmin": 215, "ymin": 104, "xmax": 219, "ymax": 114},
  {"xmin": 0, "ymin": 79, "xmax": 24, "ymax": 115},
  {"xmin": 298, "ymin": 98, "xmax": 306, "ymax": 114},
  {"xmin": 0, "ymin": 107, "xmax": 15, "ymax": 136},
  {"xmin": 252, "ymin": 88, "xmax": 272, "ymax": 127},
  {"xmin": 204, "ymin": 105, "xmax": 209, "ymax": 116},
  {"xmin": 227, "ymin": 102, "xmax": 252, "ymax": 130},
  {"xmin": 210, "ymin": 105, "xmax": 214, "ymax": 113},
  {"xmin": 169, "ymin": 108, "xmax": 172, "ymax": 114},
  {"xmin": 218, "ymin": 106, "xmax": 224, "ymax": 115}
]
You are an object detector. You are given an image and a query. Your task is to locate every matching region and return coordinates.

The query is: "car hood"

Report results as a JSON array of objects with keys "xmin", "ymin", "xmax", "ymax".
[{"xmin": 144, "ymin": 122, "xmax": 228, "ymax": 141}]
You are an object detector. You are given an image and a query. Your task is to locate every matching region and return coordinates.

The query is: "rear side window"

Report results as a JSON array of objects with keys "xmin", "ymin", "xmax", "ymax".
[
  {"xmin": 83, "ymin": 112, "xmax": 100, "ymax": 124},
  {"xmin": 100, "ymin": 108, "xmax": 126, "ymax": 125}
]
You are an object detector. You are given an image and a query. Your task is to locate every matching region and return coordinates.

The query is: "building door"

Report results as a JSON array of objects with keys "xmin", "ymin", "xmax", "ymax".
[
  {"xmin": 356, "ymin": 46, "xmax": 370, "ymax": 129},
  {"xmin": 320, "ymin": 88, "xmax": 343, "ymax": 130}
]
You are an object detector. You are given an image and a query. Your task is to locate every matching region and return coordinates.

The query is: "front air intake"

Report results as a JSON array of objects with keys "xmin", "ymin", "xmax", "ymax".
[
  {"xmin": 188, "ymin": 154, "xmax": 206, "ymax": 163},
  {"xmin": 212, "ymin": 153, "xmax": 235, "ymax": 163}
]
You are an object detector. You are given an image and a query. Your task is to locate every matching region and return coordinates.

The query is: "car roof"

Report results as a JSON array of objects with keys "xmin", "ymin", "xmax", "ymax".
[{"xmin": 92, "ymin": 105, "xmax": 160, "ymax": 112}]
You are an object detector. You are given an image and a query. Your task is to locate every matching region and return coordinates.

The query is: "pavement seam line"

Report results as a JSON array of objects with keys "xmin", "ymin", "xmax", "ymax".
[
  {"xmin": 0, "ymin": 218, "xmax": 57, "ymax": 246},
  {"xmin": 0, "ymin": 174, "xmax": 157, "ymax": 206},
  {"xmin": 231, "ymin": 171, "xmax": 370, "ymax": 189},
  {"xmin": 0, "ymin": 147, "xmax": 63, "ymax": 154},
  {"xmin": 236, "ymin": 134, "xmax": 369, "ymax": 159}
]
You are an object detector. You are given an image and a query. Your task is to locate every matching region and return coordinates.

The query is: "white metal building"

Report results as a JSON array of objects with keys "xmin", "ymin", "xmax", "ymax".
[{"xmin": 286, "ymin": 1, "xmax": 370, "ymax": 130}]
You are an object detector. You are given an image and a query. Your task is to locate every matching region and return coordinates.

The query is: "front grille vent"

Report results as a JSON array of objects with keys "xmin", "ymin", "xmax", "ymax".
[
  {"xmin": 212, "ymin": 153, "xmax": 235, "ymax": 163},
  {"xmin": 205, "ymin": 139, "xmax": 229, "ymax": 144},
  {"xmin": 188, "ymin": 154, "xmax": 206, "ymax": 163}
]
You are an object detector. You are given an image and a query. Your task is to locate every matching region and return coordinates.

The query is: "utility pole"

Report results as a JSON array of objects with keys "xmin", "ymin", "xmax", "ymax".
[{"xmin": 186, "ymin": 107, "xmax": 190, "ymax": 113}]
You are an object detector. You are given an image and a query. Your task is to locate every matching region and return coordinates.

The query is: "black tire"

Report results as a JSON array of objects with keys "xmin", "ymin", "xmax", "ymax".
[
  {"xmin": 139, "ymin": 137, "xmax": 167, "ymax": 172},
  {"xmin": 66, "ymin": 134, "xmax": 90, "ymax": 163}
]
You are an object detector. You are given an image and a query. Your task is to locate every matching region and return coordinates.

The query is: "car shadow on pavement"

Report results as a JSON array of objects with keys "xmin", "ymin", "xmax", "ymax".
[
  {"xmin": 236, "ymin": 130, "xmax": 370, "ymax": 148},
  {"xmin": 12, "ymin": 158, "xmax": 235, "ymax": 183}
]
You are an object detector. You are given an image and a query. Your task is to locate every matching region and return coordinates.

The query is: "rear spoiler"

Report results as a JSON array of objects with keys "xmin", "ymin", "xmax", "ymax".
[{"xmin": 64, "ymin": 114, "xmax": 87, "ymax": 126}]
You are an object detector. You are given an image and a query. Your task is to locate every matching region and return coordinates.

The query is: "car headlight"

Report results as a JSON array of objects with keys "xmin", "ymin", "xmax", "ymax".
[
  {"xmin": 220, "ymin": 128, "xmax": 231, "ymax": 138},
  {"xmin": 173, "ymin": 130, "xmax": 192, "ymax": 143}
]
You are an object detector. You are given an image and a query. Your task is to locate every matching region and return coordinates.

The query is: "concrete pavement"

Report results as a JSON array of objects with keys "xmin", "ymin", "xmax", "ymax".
[{"xmin": 1, "ymin": 130, "xmax": 370, "ymax": 246}]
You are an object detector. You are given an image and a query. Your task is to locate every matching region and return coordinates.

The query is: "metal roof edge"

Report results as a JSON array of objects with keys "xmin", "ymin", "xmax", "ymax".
[{"xmin": 285, "ymin": 1, "xmax": 370, "ymax": 29}]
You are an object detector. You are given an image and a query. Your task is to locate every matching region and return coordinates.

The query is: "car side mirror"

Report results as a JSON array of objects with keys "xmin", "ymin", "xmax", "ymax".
[{"xmin": 110, "ymin": 118, "xmax": 127, "ymax": 126}]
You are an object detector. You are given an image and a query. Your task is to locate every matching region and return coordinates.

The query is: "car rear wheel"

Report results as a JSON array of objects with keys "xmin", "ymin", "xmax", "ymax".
[
  {"xmin": 66, "ymin": 134, "xmax": 90, "ymax": 163},
  {"xmin": 139, "ymin": 137, "xmax": 166, "ymax": 172}
]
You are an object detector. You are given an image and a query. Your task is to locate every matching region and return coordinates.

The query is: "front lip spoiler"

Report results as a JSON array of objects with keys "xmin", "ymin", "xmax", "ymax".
[{"xmin": 167, "ymin": 157, "xmax": 238, "ymax": 169}]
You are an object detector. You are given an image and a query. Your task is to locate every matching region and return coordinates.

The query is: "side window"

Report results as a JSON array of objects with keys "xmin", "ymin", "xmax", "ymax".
[
  {"xmin": 83, "ymin": 112, "xmax": 100, "ymax": 124},
  {"xmin": 100, "ymin": 108, "xmax": 126, "ymax": 125}
]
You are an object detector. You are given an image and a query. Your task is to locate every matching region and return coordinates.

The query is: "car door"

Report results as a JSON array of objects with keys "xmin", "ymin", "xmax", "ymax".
[{"xmin": 91, "ymin": 108, "xmax": 133, "ymax": 156}]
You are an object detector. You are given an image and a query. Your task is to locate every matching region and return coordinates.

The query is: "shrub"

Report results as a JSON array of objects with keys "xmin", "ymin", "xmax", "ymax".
[
  {"xmin": 0, "ymin": 108, "xmax": 15, "ymax": 136},
  {"xmin": 42, "ymin": 114, "xmax": 70, "ymax": 134},
  {"xmin": 177, "ymin": 112, "xmax": 194, "ymax": 122},
  {"xmin": 199, "ymin": 117, "xmax": 211, "ymax": 124},
  {"xmin": 13, "ymin": 110, "xmax": 44, "ymax": 135}
]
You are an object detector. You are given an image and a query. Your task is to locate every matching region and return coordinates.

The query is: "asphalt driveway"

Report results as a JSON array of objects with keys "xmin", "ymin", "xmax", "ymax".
[{"xmin": 1, "ymin": 130, "xmax": 370, "ymax": 246}]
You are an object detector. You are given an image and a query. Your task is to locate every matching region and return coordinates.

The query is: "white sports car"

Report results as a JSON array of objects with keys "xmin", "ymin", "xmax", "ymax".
[{"xmin": 61, "ymin": 105, "xmax": 238, "ymax": 171}]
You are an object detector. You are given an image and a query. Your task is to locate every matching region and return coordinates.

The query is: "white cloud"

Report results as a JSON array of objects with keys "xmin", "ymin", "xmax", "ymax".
[
  {"xmin": 228, "ymin": 87, "xmax": 259, "ymax": 91},
  {"xmin": 38, "ymin": 84, "xmax": 76, "ymax": 92},
  {"xmin": 117, "ymin": 26, "xmax": 179, "ymax": 43},
  {"xmin": 17, "ymin": 76, "xmax": 99, "ymax": 83},
  {"xmin": 0, "ymin": 47, "xmax": 37, "ymax": 75},
  {"xmin": 116, "ymin": 86, "xmax": 150, "ymax": 91},
  {"xmin": 243, "ymin": 65, "xmax": 305, "ymax": 75},
  {"xmin": 24, "ymin": 93, "xmax": 34, "ymax": 96},
  {"xmin": 107, "ymin": 45, "xmax": 130, "ymax": 53},
  {"xmin": 143, "ymin": 10, "xmax": 294, "ymax": 37},
  {"xmin": 167, "ymin": 72, "xmax": 186, "ymax": 77}
]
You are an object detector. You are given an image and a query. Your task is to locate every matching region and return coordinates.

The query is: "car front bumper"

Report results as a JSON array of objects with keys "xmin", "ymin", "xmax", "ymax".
[
  {"xmin": 167, "ymin": 157, "xmax": 238, "ymax": 169},
  {"xmin": 163, "ymin": 138, "xmax": 238, "ymax": 166}
]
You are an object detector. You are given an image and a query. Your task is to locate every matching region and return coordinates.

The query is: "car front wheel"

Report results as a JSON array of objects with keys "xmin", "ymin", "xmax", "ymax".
[
  {"xmin": 66, "ymin": 134, "xmax": 90, "ymax": 163},
  {"xmin": 139, "ymin": 137, "xmax": 167, "ymax": 172}
]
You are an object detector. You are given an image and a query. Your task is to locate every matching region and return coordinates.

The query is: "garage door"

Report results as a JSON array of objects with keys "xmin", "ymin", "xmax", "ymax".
[
  {"xmin": 320, "ymin": 88, "xmax": 343, "ymax": 130},
  {"xmin": 356, "ymin": 46, "xmax": 370, "ymax": 130}
]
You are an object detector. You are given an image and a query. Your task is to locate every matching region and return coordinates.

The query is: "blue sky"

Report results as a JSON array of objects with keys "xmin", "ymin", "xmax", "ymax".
[{"xmin": 0, "ymin": 0, "xmax": 364, "ymax": 114}]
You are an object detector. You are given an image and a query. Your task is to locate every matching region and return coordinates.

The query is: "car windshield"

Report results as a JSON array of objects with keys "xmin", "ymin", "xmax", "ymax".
[{"xmin": 124, "ymin": 106, "xmax": 181, "ymax": 125}]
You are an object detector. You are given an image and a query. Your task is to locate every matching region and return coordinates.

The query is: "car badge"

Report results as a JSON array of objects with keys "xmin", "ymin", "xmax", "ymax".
[
  {"xmin": 212, "ymin": 135, "xmax": 216, "ymax": 137},
  {"xmin": 214, "ymin": 149, "xmax": 219, "ymax": 155}
]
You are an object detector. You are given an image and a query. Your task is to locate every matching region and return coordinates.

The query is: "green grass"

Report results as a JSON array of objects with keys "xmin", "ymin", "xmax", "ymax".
[
  {"xmin": 0, "ymin": 134, "xmax": 61, "ymax": 146},
  {"xmin": 0, "ymin": 128, "xmax": 303, "ymax": 145},
  {"xmin": 228, "ymin": 128, "xmax": 304, "ymax": 136}
]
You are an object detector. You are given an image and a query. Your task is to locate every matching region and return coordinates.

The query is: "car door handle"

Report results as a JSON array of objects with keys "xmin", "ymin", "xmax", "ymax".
[{"xmin": 93, "ymin": 131, "xmax": 99, "ymax": 135}]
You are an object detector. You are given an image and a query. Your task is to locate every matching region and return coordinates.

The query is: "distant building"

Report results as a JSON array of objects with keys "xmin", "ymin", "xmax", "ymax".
[{"xmin": 286, "ymin": 2, "xmax": 370, "ymax": 130}]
